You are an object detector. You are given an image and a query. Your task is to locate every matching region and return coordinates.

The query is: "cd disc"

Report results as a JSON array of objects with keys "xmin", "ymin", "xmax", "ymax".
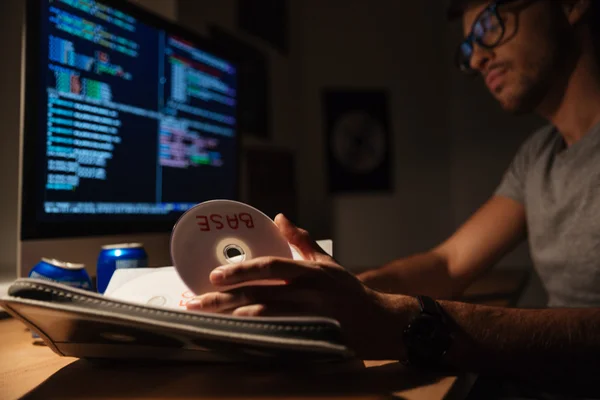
[{"xmin": 170, "ymin": 200, "xmax": 293, "ymax": 295}]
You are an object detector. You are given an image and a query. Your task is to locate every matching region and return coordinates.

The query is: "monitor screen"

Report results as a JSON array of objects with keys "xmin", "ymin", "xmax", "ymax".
[{"xmin": 22, "ymin": 0, "xmax": 238, "ymax": 239}]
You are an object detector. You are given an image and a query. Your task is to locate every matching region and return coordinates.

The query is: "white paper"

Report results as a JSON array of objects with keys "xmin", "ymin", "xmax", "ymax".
[{"xmin": 105, "ymin": 267, "xmax": 193, "ymax": 309}]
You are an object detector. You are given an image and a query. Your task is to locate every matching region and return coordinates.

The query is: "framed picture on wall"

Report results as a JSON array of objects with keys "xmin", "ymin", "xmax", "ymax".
[{"xmin": 322, "ymin": 89, "xmax": 393, "ymax": 194}]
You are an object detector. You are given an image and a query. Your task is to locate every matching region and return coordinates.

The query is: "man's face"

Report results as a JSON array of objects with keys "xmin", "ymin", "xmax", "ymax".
[{"xmin": 461, "ymin": 1, "xmax": 574, "ymax": 113}]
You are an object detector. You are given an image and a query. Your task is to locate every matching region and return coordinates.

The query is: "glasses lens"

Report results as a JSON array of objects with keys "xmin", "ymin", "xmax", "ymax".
[
  {"xmin": 475, "ymin": 9, "xmax": 503, "ymax": 47},
  {"xmin": 456, "ymin": 40, "xmax": 474, "ymax": 72},
  {"xmin": 456, "ymin": 8, "xmax": 504, "ymax": 73}
]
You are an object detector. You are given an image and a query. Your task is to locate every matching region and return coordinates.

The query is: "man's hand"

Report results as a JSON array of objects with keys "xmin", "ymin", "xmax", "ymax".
[{"xmin": 186, "ymin": 213, "xmax": 412, "ymax": 359}]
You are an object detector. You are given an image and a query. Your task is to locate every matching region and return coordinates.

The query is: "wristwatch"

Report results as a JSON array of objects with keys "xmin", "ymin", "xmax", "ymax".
[{"xmin": 402, "ymin": 295, "xmax": 453, "ymax": 368}]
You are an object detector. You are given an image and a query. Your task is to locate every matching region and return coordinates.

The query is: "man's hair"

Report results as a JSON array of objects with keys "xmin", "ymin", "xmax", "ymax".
[
  {"xmin": 446, "ymin": 0, "xmax": 600, "ymax": 63},
  {"xmin": 447, "ymin": 0, "xmax": 600, "ymax": 23},
  {"xmin": 446, "ymin": 0, "xmax": 483, "ymax": 21}
]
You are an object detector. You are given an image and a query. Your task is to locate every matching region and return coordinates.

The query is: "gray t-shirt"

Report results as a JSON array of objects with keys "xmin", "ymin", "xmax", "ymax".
[{"xmin": 495, "ymin": 122, "xmax": 600, "ymax": 307}]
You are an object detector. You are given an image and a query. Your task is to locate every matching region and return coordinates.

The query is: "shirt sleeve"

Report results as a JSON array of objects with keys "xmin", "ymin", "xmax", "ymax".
[{"xmin": 494, "ymin": 136, "xmax": 533, "ymax": 205}]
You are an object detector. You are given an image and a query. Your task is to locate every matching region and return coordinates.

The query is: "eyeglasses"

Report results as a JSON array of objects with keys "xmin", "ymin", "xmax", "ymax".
[{"xmin": 455, "ymin": 0, "xmax": 520, "ymax": 74}]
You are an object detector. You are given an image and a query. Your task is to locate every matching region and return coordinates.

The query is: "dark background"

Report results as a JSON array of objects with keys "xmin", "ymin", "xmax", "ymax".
[
  {"xmin": 171, "ymin": 0, "xmax": 547, "ymax": 307},
  {"xmin": 0, "ymin": 0, "xmax": 553, "ymax": 306}
]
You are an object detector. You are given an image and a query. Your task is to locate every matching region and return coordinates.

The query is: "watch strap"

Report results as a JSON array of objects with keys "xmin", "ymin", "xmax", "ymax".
[
  {"xmin": 403, "ymin": 295, "xmax": 453, "ymax": 368},
  {"xmin": 417, "ymin": 295, "xmax": 448, "ymax": 322},
  {"xmin": 417, "ymin": 295, "xmax": 438, "ymax": 315}
]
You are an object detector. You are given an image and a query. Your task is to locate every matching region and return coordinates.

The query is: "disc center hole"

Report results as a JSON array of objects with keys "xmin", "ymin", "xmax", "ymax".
[{"xmin": 224, "ymin": 244, "xmax": 245, "ymax": 263}]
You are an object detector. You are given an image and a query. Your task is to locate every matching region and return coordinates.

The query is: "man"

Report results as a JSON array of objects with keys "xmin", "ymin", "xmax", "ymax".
[{"xmin": 187, "ymin": 0, "xmax": 600, "ymax": 394}]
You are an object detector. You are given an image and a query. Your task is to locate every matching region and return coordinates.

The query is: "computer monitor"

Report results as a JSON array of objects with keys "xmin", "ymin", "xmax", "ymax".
[{"xmin": 22, "ymin": 0, "xmax": 239, "ymax": 241}]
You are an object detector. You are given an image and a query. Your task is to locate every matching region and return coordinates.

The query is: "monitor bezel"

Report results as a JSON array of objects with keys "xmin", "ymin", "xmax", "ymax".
[{"xmin": 21, "ymin": 0, "xmax": 240, "ymax": 240}]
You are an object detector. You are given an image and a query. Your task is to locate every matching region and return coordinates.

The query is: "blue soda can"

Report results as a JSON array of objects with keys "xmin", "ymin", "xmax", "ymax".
[
  {"xmin": 96, "ymin": 243, "xmax": 148, "ymax": 294},
  {"xmin": 28, "ymin": 258, "xmax": 93, "ymax": 290},
  {"xmin": 27, "ymin": 258, "xmax": 93, "ymax": 341}
]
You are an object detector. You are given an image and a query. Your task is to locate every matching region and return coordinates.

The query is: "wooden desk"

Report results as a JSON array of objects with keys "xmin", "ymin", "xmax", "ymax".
[{"xmin": 0, "ymin": 269, "xmax": 528, "ymax": 400}]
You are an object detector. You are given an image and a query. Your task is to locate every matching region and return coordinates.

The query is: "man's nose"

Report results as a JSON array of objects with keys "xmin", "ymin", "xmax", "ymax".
[{"xmin": 469, "ymin": 42, "xmax": 494, "ymax": 73}]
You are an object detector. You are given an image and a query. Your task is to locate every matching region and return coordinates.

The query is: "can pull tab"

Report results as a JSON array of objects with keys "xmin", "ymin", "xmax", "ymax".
[{"xmin": 42, "ymin": 257, "xmax": 85, "ymax": 270}]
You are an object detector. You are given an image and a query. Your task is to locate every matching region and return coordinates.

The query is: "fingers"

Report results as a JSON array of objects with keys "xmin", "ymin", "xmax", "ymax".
[
  {"xmin": 231, "ymin": 304, "xmax": 266, "ymax": 317},
  {"xmin": 274, "ymin": 214, "xmax": 329, "ymax": 262},
  {"xmin": 231, "ymin": 304, "xmax": 315, "ymax": 317},
  {"xmin": 193, "ymin": 302, "xmax": 299, "ymax": 317},
  {"xmin": 186, "ymin": 290, "xmax": 250, "ymax": 313},
  {"xmin": 209, "ymin": 257, "xmax": 319, "ymax": 287},
  {"xmin": 186, "ymin": 285, "xmax": 323, "ymax": 315}
]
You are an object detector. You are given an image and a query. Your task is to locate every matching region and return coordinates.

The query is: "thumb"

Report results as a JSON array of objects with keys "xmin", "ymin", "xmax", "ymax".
[{"xmin": 274, "ymin": 214, "xmax": 329, "ymax": 262}]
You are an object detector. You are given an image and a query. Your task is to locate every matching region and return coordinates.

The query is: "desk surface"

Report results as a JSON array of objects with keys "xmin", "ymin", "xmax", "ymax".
[{"xmin": 0, "ymin": 269, "xmax": 528, "ymax": 400}]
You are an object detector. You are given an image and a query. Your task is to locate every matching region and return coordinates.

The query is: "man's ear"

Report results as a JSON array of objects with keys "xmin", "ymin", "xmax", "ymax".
[{"xmin": 563, "ymin": 0, "xmax": 592, "ymax": 25}]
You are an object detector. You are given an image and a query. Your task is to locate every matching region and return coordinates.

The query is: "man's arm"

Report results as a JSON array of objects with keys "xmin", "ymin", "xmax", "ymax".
[
  {"xmin": 384, "ymin": 296, "xmax": 600, "ymax": 395},
  {"xmin": 358, "ymin": 195, "xmax": 527, "ymax": 299},
  {"xmin": 190, "ymin": 214, "xmax": 598, "ymax": 394}
]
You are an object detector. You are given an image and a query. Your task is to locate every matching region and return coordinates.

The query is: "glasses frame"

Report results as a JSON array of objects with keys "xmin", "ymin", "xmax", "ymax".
[{"xmin": 455, "ymin": 0, "xmax": 519, "ymax": 74}]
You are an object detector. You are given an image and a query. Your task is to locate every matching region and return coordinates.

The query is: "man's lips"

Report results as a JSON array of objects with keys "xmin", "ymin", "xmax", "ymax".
[{"xmin": 485, "ymin": 67, "xmax": 506, "ymax": 91}]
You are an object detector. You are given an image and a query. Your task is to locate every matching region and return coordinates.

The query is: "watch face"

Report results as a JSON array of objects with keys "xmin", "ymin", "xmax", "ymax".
[
  {"xmin": 403, "ymin": 314, "xmax": 451, "ymax": 364},
  {"xmin": 411, "ymin": 315, "xmax": 439, "ymax": 340}
]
